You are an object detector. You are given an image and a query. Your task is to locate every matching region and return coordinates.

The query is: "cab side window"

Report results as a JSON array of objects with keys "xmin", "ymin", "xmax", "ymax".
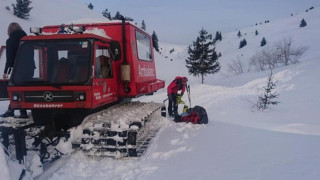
[
  {"xmin": 136, "ymin": 31, "xmax": 152, "ymax": 61},
  {"xmin": 95, "ymin": 45, "xmax": 112, "ymax": 78}
]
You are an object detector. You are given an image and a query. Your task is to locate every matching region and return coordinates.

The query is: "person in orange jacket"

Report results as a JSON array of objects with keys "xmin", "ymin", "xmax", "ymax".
[{"xmin": 167, "ymin": 76, "xmax": 188, "ymax": 117}]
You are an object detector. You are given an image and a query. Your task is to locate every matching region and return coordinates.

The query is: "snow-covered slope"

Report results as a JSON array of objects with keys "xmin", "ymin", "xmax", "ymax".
[
  {"xmin": 139, "ymin": 6, "xmax": 320, "ymax": 180},
  {"xmin": 0, "ymin": 0, "xmax": 103, "ymax": 45},
  {"xmin": 212, "ymin": 7, "xmax": 320, "ymax": 84},
  {"xmin": 156, "ymin": 7, "xmax": 320, "ymax": 85},
  {"xmin": 1, "ymin": 1, "xmax": 320, "ymax": 180}
]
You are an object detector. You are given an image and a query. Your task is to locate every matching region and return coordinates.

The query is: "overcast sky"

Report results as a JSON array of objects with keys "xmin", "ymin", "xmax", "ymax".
[{"xmin": 81, "ymin": 0, "xmax": 320, "ymax": 44}]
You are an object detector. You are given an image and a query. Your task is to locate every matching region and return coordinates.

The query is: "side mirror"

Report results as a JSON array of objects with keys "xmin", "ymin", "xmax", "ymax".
[{"xmin": 109, "ymin": 41, "xmax": 121, "ymax": 61}]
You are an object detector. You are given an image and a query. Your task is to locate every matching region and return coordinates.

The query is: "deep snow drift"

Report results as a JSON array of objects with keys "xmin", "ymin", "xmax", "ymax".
[{"xmin": 1, "ymin": 1, "xmax": 320, "ymax": 180}]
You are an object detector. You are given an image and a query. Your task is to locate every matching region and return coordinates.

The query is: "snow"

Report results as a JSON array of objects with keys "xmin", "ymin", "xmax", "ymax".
[
  {"xmin": 0, "ymin": 0, "xmax": 102, "ymax": 46},
  {"xmin": 1, "ymin": 1, "xmax": 320, "ymax": 180},
  {"xmin": 0, "ymin": 145, "xmax": 10, "ymax": 180},
  {"xmin": 84, "ymin": 28, "xmax": 110, "ymax": 39}
]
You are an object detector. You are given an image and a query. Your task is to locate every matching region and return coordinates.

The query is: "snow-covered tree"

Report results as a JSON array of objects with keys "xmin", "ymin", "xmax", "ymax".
[
  {"xmin": 12, "ymin": 0, "xmax": 32, "ymax": 19},
  {"xmin": 152, "ymin": 31, "xmax": 159, "ymax": 52},
  {"xmin": 102, "ymin": 8, "xmax": 111, "ymax": 20},
  {"xmin": 141, "ymin": 20, "xmax": 146, "ymax": 30},
  {"xmin": 186, "ymin": 28, "xmax": 221, "ymax": 84}
]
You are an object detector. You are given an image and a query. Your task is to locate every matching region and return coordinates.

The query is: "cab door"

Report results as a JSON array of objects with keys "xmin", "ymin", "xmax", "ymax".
[
  {"xmin": 92, "ymin": 42, "xmax": 118, "ymax": 107},
  {"xmin": 0, "ymin": 46, "xmax": 9, "ymax": 100}
]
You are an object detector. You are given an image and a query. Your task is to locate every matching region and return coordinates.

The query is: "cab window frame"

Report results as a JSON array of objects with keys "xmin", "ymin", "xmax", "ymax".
[{"xmin": 135, "ymin": 30, "xmax": 153, "ymax": 62}]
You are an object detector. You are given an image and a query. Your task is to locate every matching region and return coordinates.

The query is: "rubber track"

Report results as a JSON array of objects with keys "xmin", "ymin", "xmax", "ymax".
[{"xmin": 80, "ymin": 101, "xmax": 164, "ymax": 157}]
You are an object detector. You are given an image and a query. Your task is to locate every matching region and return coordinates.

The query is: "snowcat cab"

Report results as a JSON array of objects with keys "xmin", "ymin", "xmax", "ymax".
[{"xmin": 6, "ymin": 20, "xmax": 165, "ymax": 130}]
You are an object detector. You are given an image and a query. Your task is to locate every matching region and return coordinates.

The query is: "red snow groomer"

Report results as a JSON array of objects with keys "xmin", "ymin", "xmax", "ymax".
[{"xmin": 0, "ymin": 19, "xmax": 165, "ymax": 163}]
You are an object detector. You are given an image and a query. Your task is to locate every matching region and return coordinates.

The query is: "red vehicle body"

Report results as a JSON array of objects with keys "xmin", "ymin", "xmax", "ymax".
[{"xmin": 6, "ymin": 20, "xmax": 165, "ymax": 128}]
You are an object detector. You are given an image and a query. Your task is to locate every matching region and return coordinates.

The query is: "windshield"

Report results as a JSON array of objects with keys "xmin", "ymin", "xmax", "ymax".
[{"xmin": 12, "ymin": 40, "xmax": 91, "ymax": 85}]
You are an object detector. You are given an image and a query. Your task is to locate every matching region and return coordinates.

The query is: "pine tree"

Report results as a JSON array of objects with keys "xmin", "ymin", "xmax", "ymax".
[
  {"xmin": 215, "ymin": 31, "xmax": 222, "ymax": 42},
  {"xmin": 113, "ymin": 11, "xmax": 133, "ymax": 21},
  {"xmin": 260, "ymin": 37, "xmax": 267, "ymax": 47},
  {"xmin": 215, "ymin": 31, "xmax": 219, "ymax": 41},
  {"xmin": 88, "ymin": 3, "xmax": 94, "ymax": 10},
  {"xmin": 113, "ymin": 11, "xmax": 122, "ymax": 20},
  {"xmin": 102, "ymin": 8, "xmax": 111, "ymax": 20},
  {"xmin": 152, "ymin": 31, "xmax": 159, "ymax": 52},
  {"xmin": 125, "ymin": 16, "xmax": 134, "ymax": 21},
  {"xmin": 255, "ymin": 30, "xmax": 259, "ymax": 36},
  {"xmin": 141, "ymin": 20, "xmax": 146, "ymax": 30},
  {"xmin": 237, "ymin": 30, "xmax": 242, "ymax": 38},
  {"xmin": 12, "ymin": 0, "xmax": 32, "ymax": 19},
  {"xmin": 300, "ymin": 18, "xmax": 307, "ymax": 27},
  {"xmin": 256, "ymin": 72, "xmax": 280, "ymax": 110},
  {"xmin": 185, "ymin": 28, "xmax": 221, "ymax": 84},
  {"xmin": 239, "ymin": 39, "xmax": 247, "ymax": 49}
]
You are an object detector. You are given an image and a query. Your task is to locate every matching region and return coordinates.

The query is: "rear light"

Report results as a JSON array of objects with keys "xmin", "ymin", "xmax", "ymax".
[{"xmin": 12, "ymin": 92, "xmax": 22, "ymax": 101}]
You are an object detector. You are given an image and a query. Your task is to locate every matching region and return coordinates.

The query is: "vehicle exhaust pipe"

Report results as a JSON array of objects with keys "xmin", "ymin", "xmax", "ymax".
[{"xmin": 121, "ymin": 16, "xmax": 131, "ymax": 93}]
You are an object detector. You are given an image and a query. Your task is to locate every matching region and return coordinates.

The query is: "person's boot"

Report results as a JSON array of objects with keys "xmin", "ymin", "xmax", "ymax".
[
  {"xmin": 0, "ymin": 110, "xmax": 14, "ymax": 118},
  {"xmin": 168, "ymin": 108, "xmax": 172, "ymax": 117},
  {"xmin": 16, "ymin": 110, "xmax": 28, "ymax": 119}
]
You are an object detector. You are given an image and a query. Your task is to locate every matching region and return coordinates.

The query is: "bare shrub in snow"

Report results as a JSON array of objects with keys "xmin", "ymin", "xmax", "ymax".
[
  {"xmin": 249, "ymin": 47, "xmax": 280, "ymax": 72},
  {"xmin": 288, "ymin": 46, "xmax": 308, "ymax": 64},
  {"xmin": 275, "ymin": 38, "xmax": 293, "ymax": 65},
  {"xmin": 227, "ymin": 58, "xmax": 244, "ymax": 75},
  {"xmin": 275, "ymin": 38, "xmax": 308, "ymax": 65},
  {"xmin": 261, "ymin": 48, "xmax": 279, "ymax": 70},
  {"xmin": 249, "ymin": 38, "xmax": 307, "ymax": 72},
  {"xmin": 249, "ymin": 52, "xmax": 267, "ymax": 71}
]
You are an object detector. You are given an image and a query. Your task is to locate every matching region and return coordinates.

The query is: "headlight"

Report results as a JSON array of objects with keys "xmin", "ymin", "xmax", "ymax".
[
  {"xmin": 79, "ymin": 94, "xmax": 85, "ymax": 100},
  {"xmin": 75, "ymin": 92, "xmax": 86, "ymax": 101},
  {"xmin": 12, "ymin": 92, "xmax": 22, "ymax": 101}
]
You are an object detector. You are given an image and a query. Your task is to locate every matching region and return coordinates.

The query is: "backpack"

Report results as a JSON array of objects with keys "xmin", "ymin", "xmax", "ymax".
[{"xmin": 174, "ymin": 106, "xmax": 208, "ymax": 124}]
